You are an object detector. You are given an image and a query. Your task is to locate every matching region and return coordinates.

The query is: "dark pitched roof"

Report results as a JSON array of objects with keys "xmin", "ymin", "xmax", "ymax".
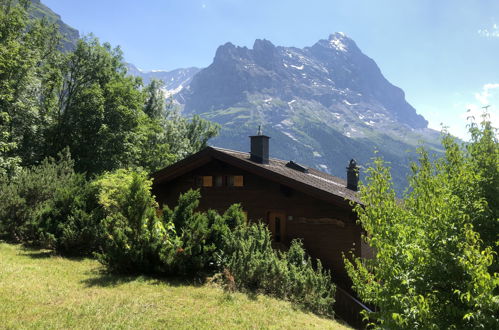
[{"xmin": 153, "ymin": 146, "xmax": 360, "ymax": 207}]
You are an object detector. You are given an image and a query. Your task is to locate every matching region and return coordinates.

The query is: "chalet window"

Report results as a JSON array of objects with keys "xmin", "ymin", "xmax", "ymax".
[
  {"xmin": 234, "ymin": 175, "xmax": 244, "ymax": 187},
  {"xmin": 202, "ymin": 176, "xmax": 213, "ymax": 187},
  {"xmin": 196, "ymin": 175, "xmax": 243, "ymax": 188}
]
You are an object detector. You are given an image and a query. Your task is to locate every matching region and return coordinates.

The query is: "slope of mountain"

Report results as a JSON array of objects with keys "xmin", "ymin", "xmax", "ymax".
[
  {"xmin": 176, "ymin": 34, "xmax": 442, "ymax": 190},
  {"xmin": 125, "ymin": 63, "xmax": 200, "ymax": 97},
  {"xmin": 29, "ymin": 0, "xmax": 79, "ymax": 51}
]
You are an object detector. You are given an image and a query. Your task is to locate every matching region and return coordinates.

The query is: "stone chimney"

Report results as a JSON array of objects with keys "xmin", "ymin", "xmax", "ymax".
[
  {"xmin": 250, "ymin": 126, "xmax": 270, "ymax": 164},
  {"xmin": 347, "ymin": 159, "xmax": 359, "ymax": 191}
]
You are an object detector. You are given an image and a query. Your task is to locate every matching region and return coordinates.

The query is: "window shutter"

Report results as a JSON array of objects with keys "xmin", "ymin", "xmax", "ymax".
[
  {"xmin": 234, "ymin": 175, "xmax": 244, "ymax": 187},
  {"xmin": 202, "ymin": 176, "xmax": 213, "ymax": 187}
]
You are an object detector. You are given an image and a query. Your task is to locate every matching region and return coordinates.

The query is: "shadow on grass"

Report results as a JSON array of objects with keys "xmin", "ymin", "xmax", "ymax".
[
  {"xmin": 19, "ymin": 245, "xmax": 87, "ymax": 261},
  {"xmin": 81, "ymin": 268, "xmax": 205, "ymax": 289}
]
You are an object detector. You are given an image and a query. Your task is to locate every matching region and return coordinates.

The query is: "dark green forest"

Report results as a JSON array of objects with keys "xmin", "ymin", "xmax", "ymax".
[{"xmin": 0, "ymin": 1, "xmax": 497, "ymax": 328}]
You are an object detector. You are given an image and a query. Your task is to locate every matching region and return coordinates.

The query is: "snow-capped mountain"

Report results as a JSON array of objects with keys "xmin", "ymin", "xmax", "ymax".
[
  {"xmin": 125, "ymin": 64, "xmax": 200, "ymax": 97},
  {"xmin": 173, "ymin": 34, "xmax": 441, "ymax": 190}
]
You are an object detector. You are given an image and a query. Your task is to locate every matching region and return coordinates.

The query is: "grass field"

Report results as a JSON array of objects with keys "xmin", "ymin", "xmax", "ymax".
[{"xmin": 0, "ymin": 243, "xmax": 349, "ymax": 329}]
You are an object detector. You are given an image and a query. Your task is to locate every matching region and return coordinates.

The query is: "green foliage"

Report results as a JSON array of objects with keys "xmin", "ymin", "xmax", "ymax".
[
  {"xmin": 36, "ymin": 173, "xmax": 99, "ymax": 255},
  {"xmin": 0, "ymin": 149, "xmax": 78, "ymax": 243},
  {"xmin": 0, "ymin": 149, "xmax": 102, "ymax": 256},
  {"xmin": 143, "ymin": 79, "xmax": 165, "ymax": 120},
  {"xmin": 93, "ymin": 169, "xmax": 176, "ymax": 274},
  {"xmin": 162, "ymin": 107, "xmax": 220, "ymax": 162},
  {"xmin": 160, "ymin": 190, "xmax": 245, "ymax": 275},
  {"xmin": 47, "ymin": 36, "xmax": 145, "ymax": 175},
  {"xmin": 222, "ymin": 223, "xmax": 336, "ymax": 316},
  {"xmin": 344, "ymin": 115, "xmax": 499, "ymax": 329},
  {"xmin": 0, "ymin": 1, "xmax": 219, "ymax": 176},
  {"xmin": 0, "ymin": 0, "xmax": 61, "ymax": 175},
  {"xmin": 465, "ymin": 113, "xmax": 499, "ymax": 262}
]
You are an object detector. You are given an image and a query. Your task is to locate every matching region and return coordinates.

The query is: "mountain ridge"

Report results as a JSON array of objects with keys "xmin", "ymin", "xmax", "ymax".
[
  {"xmin": 173, "ymin": 33, "xmax": 442, "ymax": 191},
  {"xmin": 30, "ymin": 1, "xmax": 442, "ymax": 191},
  {"xmin": 28, "ymin": 0, "xmax": 79, "ymax": 51}
]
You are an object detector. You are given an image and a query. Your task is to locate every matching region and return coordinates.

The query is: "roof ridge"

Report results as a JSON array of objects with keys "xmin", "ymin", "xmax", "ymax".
[
  {"xmin": 211, "ymin": 146, "xmax": 292, "ymax": 165},
  {"xmin": 211, "ymin": 146, "xmax": 347, "ymax": 183},
  {"xmin": 155, "ymin": 145, "xmax": 360, "ymax": 205}
]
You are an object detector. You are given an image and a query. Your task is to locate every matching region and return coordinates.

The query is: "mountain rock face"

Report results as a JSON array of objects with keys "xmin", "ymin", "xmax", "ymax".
[
  {"xmin": 29, "ymin": 0, "xmax": 79, "ymax": 51},
  {"xmin": 177, "ymin": 34, "xmax": 441, "ymax": 190}
]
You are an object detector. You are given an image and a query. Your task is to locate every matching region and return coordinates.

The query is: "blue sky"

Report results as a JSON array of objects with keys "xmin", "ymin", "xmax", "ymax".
[{"xmin": 43, "ymin": 0, "xmax": 499, "ymax": 139}]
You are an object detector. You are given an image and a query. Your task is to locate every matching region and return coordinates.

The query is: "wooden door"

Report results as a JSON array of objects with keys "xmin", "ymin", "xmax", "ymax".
[{"xmin": 268, "ymin": 212, "xmax": 286, "ymax": 243}]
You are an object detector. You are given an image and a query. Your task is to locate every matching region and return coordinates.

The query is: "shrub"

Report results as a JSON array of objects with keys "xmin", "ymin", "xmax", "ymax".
[
  {"xmin": 36, "ymin": 174, "xmax": 100, "ymax": 255},
  {"xmin": 161, "ymin": 190, "xmax": 246, "ymax": 275},
  {"xmin": 94, "ymin": 169, "xmax": 176, "ymax": 274},
  {"xmin": 0, "ymin": 150, "xmax": 82, "ymax": 244},
  {"xmin": 222, "ymin": 223, "xmax": 336, "ymax": 316}
]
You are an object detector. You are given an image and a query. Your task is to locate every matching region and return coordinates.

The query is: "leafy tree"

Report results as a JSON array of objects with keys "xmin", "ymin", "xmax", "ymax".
[
  {"xmin": 44, "ymin": 36, "xmax": 219, "ymax": 175},
  {"xmin": 143, "ymin": 79, "xmax": 166, "ymax": 120},
  {"xmin": 0, "ymin": 0, "xmax": 61, "ymax": 175},
  {"xmin": 162, "ymin": 106, "xmax": 220, "ymax": 162},
  {"xmin": 47, "ymin": 36, "xmax": 146, "ymax": 175},
  {"xmin": 466, "ymin": 113, "xmax": 499, "ymax": 262},
  {"xmin": 137, "ymin": 83, "xmax": 220, "ymax": 173},
  {"xmin": 344, "ymin": 116, "xmax": 499, "ymax": 329}
]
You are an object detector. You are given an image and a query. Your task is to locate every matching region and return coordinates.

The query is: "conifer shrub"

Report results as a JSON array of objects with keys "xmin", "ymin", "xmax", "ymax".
[
  {"xmin": 93, "ymin": 169, "xmax": 177, "ymax": 274},
  {"xmin": 36, "ymin": 174, "xmax": 100, "ymax": 255},
  {"xmin": 161, "ymin": 190, "xmax": 246, "ymax": 275},
  {"xmin": 222, "ymin": 223, "xmax": 336, "ymax": 317},
  {"xmin": 0, "ymin": 150, "xmax": 87, "ymax": 245}
]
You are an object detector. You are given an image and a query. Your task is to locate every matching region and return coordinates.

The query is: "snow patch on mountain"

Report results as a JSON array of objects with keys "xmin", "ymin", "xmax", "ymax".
[{"xmin": 290, "ymin": 64, "xmax": 304, "ymax": 70}]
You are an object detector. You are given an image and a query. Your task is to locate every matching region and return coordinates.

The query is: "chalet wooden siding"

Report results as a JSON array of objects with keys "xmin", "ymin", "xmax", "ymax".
[{"xmin": 153, "ymin": 159, "xmax": 360, "ymax": 284}]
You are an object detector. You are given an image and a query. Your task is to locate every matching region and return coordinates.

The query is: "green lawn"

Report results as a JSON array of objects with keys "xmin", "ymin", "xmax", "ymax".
[{"xmin": 0, "ymin": 243, "xmax": 349, "ymax": 329}]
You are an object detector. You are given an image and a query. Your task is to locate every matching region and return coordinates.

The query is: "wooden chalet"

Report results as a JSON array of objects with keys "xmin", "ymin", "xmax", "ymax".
[
  {"xmin": 152, "ymin": 133, "xmax": 371, "ymax": 285},
  {"xmin": 153, "ymin": 132, "xmax": 372, "ymax": 327}
]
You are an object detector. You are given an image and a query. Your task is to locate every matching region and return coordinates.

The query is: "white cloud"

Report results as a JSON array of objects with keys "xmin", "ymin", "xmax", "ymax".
[
  {"xmin": 459, "ymin": 83, "xmax": 499, "ymax": 138},
  {"xmin": 478, "ymin": 23, "xmax": 499, "ymax": 37},
  {"xmin": 474, "ymin": 83, "xmax": 499, "ymax": 105},
  {"xmin": 422, "ymin": 84, "xmax": 499, "ymax": 141}
]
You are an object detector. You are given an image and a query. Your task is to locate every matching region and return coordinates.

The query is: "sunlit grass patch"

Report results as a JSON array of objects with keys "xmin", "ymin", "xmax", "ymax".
[{"xmin": 0, "ymin": 243, "xmax": 349, "ymax": 329}]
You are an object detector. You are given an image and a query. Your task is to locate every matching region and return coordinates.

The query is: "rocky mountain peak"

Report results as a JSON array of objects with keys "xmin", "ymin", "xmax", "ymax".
[
  {"xmin": 182, "ymin": 34, "xmax": 428, "ymax": 130},
  {"xmin": 326, "ymin": 32, "xmax": 351, "ymax": 51},
  {"xmin": 213, "ymin": 42, "xmax": 249, "ymax": 64},
  {"xmin": 311, "ymin": 32, "xmax": 360, "ymax": 57},
  {"xmin": 172, "ymin": 33, "xmax": 441, "ymax": 192},
  {"xmin": 253, "ymin": 38, "xmax": 276, "ymax": 52},
  {"xmin": 253, "ymin": 39, "xmax": 277, "ymax": 69}
]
